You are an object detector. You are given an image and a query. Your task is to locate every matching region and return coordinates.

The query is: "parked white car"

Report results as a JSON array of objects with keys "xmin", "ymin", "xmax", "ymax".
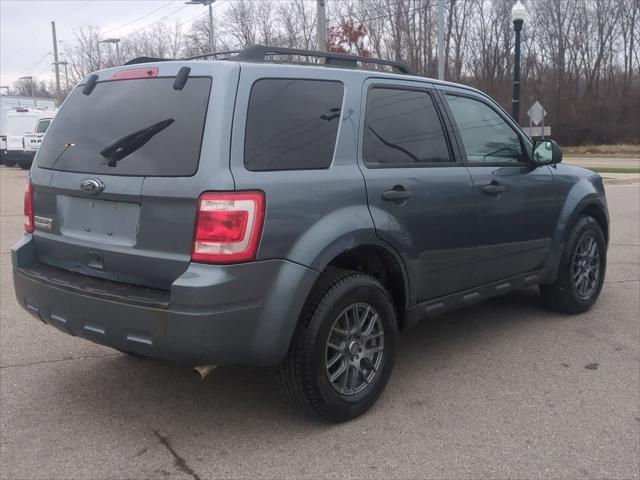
[
  {"xmin": 1, "ymin": 107, "xmax": 57, "ymax": 168},
  {"xmin": 22, "ymin": 117, "xmax": 54, "ymax": 169}
]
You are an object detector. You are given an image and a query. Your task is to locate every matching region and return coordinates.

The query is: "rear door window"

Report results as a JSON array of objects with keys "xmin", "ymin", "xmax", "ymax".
[
  {"xmin": 363, "ymin": 87, "xmax": 451, "ymax": 167},
  {"xmin": 244, "ymin": 79, "xmax": 344, "ymax": 171},
  {"xmin": 37, "ymin": 77, "xmax": 212, "ymax": 176}
]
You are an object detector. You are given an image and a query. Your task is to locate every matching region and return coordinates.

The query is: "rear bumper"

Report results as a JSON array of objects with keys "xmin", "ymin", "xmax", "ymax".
[{"xmin": 12, "ymin": 235, "xmax": 318, "ymax": 366}]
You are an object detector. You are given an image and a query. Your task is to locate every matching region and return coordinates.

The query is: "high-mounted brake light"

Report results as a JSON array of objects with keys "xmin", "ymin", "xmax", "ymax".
[
  {"xmin": 111, "ymin": 67, "xmax": 158, "ymax": 80},
  {"xmin": 192, "ymin": 192, "xmax": 265, "ymax": 264},
  {"xmin": 24, "ymin": 181, "xmax": 34, "ymax": 233}
]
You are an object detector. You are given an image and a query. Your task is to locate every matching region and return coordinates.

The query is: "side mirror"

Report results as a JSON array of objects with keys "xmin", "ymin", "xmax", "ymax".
[{"xmin": 532, "ymin": 139, "xmax": 563, "ymax": 165}]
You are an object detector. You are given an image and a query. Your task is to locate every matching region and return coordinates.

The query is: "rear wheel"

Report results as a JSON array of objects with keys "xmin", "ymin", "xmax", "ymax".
[
  {"xmin": 541, "ymin": 215, "xmax": 606, "ymax": 313},
  {"xmin": 279, "ymin": 268, "xmax": 398, "ymax": 422},
  {"xmin": 19, "ymin": 158, "xmax": 32, "ymax": 170}
]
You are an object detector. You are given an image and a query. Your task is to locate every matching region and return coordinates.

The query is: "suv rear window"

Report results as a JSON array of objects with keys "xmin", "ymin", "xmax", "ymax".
[
  {"xmin": 37, "ymin": 77, "xmax": 211, "ymax": 176},
  {"xmin": 363, "ymin": 87, "xmax": 451, "ymax": 167},
  {"xmin": 244, "ymin": 79, "xmax": 344, "ymax": 171}
]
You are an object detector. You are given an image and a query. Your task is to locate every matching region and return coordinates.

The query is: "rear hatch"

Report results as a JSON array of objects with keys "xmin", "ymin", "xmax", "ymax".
[{"xmin": 29, "ymin": 61, "xmax": 239, "ymax": 290}]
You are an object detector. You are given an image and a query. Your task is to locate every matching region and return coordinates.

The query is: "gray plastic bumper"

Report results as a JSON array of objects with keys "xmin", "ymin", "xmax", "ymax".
[{"xmin": 12, "ymin": 235, "xmax": 318, "ymax": 366}]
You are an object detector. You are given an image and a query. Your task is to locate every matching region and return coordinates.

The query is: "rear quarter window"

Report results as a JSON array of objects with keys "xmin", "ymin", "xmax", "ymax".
[{"xmin": 244, "ymin": 79, "xmax": 344, "ymax": 171}]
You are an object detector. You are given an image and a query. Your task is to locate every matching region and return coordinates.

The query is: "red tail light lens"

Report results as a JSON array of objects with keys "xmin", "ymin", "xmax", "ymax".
[
  {"xmin": 111, "ymin": 67, "xmax": 158, "ymax": 80},
  {"xmin": 192, "ymin": 192, "xmax": 265, "ymax": 263},
  {"xmin": 24, "ymin": 181, "xmax": 34, "ymax": 233}
]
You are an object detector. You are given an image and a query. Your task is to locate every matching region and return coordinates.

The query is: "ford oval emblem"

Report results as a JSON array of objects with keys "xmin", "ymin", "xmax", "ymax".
[{"xmin": 80, "ymin": 178, "xmax": 104, "ymax": 195}]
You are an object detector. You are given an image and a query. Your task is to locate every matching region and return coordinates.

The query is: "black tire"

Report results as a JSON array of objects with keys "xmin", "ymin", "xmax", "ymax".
[
  {"xmin": 19, "ymin": 159, "xmax": 32, "ymax": 170},
  {"xmin": 4, "ymin": 160, "xmax": 16, "ymax": 167},
  {"xmin": 541, "ymin": 215, "xmax": 606, "ymax": 314},
  {"xmin": 279, "ymin": 268, "xmax": 398, "ymax": 422}
]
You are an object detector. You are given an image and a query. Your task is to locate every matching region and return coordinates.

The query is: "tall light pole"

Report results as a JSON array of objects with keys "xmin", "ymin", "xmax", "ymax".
[
  {"xmin": 186, "ymin": 0, "xmax": 215, "ymax": 53},
  {"xmin": 19, "ymin": 76, "xmax": 34, "ymax": 105},
  {"xmin": 51, "ymin": 21, "xmax": 62, "ymax": 106},
  {"xmin": 437, "ymin": 0, "xmax": 444, "ymax": 79},
  {"xmin": 99, "ymin": 38, "xmax": 121, "ymax": 65},
  {"xmin": 511, "ymin": 0, "xmax": 527, "ymax": 124},
  {"xmin": 317, "ymin": 0, "xmax": 327, "ymax": 51}
]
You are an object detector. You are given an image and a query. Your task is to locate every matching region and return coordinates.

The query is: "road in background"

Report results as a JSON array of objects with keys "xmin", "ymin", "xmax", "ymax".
[
  {"xmin": 564, "ymin": 155, "xmax": 640, "ymax": 170},
  {"xmin": 1, "ymin": 166, "xmax": 638, "ymax": 479}
]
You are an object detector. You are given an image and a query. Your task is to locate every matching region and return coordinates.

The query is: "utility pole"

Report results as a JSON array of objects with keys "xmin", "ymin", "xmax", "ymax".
[
  {"xmin": 437, "ymin": 0, "xmax": 444, "ymax": 79},
  {"xmin": 317, "ymin": 0, "xmax": 327, "ymax": 51},
  {"xmin": 51, "ymin": 21, "xmax": 62, "ymax": 106},
  {"xmin": 207, "ymin": 1, "xmax": 214, "ymax": 53}
]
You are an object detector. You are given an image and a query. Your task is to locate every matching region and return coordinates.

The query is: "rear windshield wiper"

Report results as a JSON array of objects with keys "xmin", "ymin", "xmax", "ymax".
[{"xmin": 100, "ymin": 118, "xmax": 174, "ymax": 166}]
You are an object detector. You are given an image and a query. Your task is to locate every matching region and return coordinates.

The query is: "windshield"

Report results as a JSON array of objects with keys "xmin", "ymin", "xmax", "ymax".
[
  {"xmin": 37, "ymin": 76, "xmax": 212, "ymax": 176},
  {"xmin": 36, "ymin": 119, "xmax": 51, "ymax": 133}
]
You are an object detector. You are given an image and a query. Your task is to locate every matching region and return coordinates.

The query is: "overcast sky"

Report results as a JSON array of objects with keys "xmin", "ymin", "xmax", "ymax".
[{"xmin": 0, "ymin": 0, "xmax": 222, "ymax": 87}]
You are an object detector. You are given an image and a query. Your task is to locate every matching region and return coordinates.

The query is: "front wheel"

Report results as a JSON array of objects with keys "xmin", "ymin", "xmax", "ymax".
[
  {"xmin": 541, "ymin": 215, "xmax": 607, "ymax": 313},
  {"xmin": 279, "ymin": 269, "xmax": 398, "ymax": 422}
]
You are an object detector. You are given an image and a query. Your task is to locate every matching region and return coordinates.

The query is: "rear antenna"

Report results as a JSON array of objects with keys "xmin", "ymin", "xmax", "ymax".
[
  {"xmin": 173, "ymin": 66, "xmax": 191, "ymax": 91},
  {"xmin": 82, "ymin": 74, "xmax": 99, "ymax": 95}
]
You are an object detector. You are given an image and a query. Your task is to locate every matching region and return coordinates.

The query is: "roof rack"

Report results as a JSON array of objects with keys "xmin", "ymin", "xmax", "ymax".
[{"xmin": 184, "ymin": 44, "xmax": 416, "ymax": 75}]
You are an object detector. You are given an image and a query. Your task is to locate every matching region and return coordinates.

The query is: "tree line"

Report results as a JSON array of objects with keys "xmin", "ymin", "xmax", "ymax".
[{"xmin": 10, "ymin": 0, "xmax": 640, "ymax": 146}]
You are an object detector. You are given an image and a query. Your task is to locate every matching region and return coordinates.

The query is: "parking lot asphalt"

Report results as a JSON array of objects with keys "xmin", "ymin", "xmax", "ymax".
[{"xmin": 1, "ymin": 165, "xmax": 638, "ymax": 479}]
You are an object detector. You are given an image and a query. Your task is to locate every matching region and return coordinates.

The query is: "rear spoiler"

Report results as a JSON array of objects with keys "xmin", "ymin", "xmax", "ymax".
[{"xmin": 123, "ymin": 56, "xmax": 172, "ymax": 66}]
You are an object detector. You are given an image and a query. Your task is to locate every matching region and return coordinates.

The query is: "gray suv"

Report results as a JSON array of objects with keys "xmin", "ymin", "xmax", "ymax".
[{"xmin": 12, "ymin": 46, "xmax": 609, "ymax": 422}]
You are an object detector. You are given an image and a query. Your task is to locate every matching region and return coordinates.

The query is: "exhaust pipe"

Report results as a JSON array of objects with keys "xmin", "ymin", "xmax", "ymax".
[{"xmin": 193, "ymin": 364, "xmax": 217, "ymax": 380}]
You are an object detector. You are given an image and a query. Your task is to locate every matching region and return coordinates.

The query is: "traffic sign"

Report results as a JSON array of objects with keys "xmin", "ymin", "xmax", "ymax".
[{"xmin": 527, "ymin": 101, "xmax": 547, "ymax": 126}]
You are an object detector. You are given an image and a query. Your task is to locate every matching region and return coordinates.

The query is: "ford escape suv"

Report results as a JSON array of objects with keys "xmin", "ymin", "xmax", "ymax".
[{"xmin": 13, "ymin": 45, "xmax": 609, "ymax": 422}]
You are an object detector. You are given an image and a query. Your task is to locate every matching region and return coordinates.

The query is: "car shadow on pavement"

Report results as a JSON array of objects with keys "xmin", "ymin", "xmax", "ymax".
[{"xmin": 44, "ymin": 287, "xmax": 554, "ymax": 432}]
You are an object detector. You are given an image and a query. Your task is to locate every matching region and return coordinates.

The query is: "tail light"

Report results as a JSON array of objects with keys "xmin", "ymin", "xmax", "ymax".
[
  {"xmin": 24, "ymin": 181, "xmax": 34, "ymax": 233},
  {"xmin": 192, "ymin": 192, "xmax": 265, "ymax": 264}
]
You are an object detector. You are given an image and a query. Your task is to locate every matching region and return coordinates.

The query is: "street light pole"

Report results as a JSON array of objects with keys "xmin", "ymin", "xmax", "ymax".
[
  {"xmin": 511, "ymin": 1, "xmax": 526, "ymax": 124},
  {"xmin": 99, "ymin": 38, "xmax": 121, "ymax": 66},
  {"xmin": 185, "ymin": 0, "xmax": 215, "ymax": 53},
  {"xmin": 437, "ymin": 0, "xmax": 444, "ymax": 80},
  {"xmin": 317, "ymin": 0, "xmax": 327, "ymax": 51}
]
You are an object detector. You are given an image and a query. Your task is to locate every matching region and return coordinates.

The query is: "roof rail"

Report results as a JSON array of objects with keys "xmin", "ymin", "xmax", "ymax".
[{"xmin": 184, "ymin": 44, "xmax": 416, "ymax": 75}]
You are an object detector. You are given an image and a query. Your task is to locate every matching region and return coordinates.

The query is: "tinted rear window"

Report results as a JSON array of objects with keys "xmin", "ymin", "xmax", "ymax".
[
  {"xmin": 244, "ymin": 79, "xmax": 344, "ymax": 171},
  {"xmin": 363, "ymin": 88, "xmax": 451, "ymax": 166},
  {"xmin": 37, "ymin": 77, "xmax": 211, "ymax": 176}
]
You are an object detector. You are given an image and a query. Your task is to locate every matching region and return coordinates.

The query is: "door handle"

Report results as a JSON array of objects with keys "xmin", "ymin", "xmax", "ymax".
[
  {"xmin": 482, "ymin": 183, "xmax": 506, "ymax": 194},
  {"xmin": 382, "ymin": 187, "xmax": 413, "ymax": 202}
]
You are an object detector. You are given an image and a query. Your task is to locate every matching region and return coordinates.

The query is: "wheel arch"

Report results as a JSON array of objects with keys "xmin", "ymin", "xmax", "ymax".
[
  {"xmin": 307, "ymin": 237, "xmax": 411, "ymax": 330},
  {"xmin": 545, "ymin": 183, "xmax": 609, "ymax": 279}
]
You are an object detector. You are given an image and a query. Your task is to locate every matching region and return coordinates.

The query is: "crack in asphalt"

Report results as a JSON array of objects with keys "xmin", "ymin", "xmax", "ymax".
[
  {"xmin": 0, "ymin": 352, "xmax": 122, "ymax": 369},
  {"xmin": 604, "ymin": 279, "xmax": 640, "ymax": 284},
  {"xmin": 154, "ymin": 430, "xmax": 202, "ymax": 480}
]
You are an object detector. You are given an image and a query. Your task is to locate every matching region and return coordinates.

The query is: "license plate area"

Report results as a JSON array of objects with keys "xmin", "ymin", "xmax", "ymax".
[{"xmin": 58, "ymin": 196, "xmax": 140, "ymax": 246}]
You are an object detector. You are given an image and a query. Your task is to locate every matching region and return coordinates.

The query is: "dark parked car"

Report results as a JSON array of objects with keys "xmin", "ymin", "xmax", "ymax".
[{"xmin": 13, "ymin": 46, "xmax": 609, "ymax": 422}]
